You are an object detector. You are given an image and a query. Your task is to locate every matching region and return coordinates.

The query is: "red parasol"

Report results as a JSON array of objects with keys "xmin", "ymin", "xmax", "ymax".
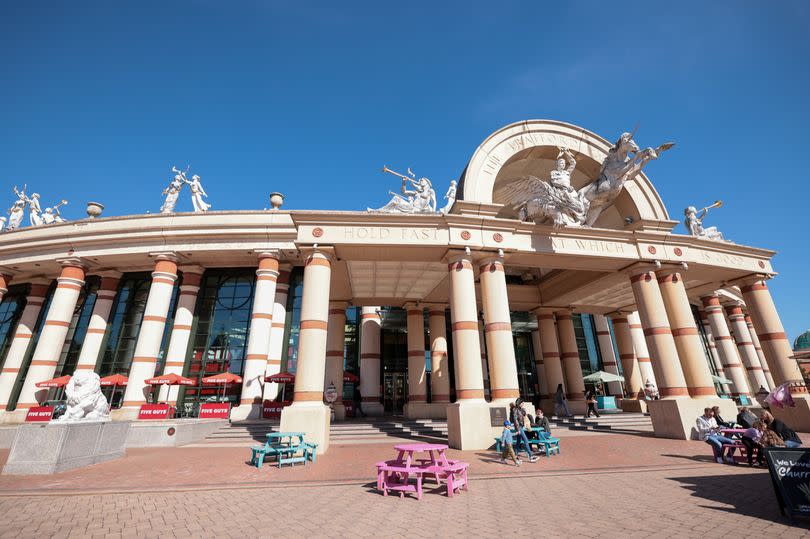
[
  {"xmin": 343, "ymin": 372, "xmax": 359, "ymax": 383},
  {"xmin": 201, "ymin": 372, "xmax": 242, "ymax": 404},
  {"xmin": 266, "ymin": 372, "xmax": 295, "ymax": 383},
  {"xmin": 145, "ymin": 373, "xmax": 194, "ymax": 386},
  {"xmin": 36, "ymin": 375, "xmax": 71, "ymax": 388},
  {"xmin": 99, "ymin": 374, "xmax": 128, "ymax": 387}
]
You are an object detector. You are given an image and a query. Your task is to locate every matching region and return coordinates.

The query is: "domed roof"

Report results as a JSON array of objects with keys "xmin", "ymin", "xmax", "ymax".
[{"xmin": 795, "ymin": 330, "xmax": 810, "ymax": 351}]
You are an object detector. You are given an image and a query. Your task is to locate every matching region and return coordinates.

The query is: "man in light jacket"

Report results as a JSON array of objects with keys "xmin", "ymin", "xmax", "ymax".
[{"xmin": 696, "ymin": 407, "xmax": 737, "ymax": 464}]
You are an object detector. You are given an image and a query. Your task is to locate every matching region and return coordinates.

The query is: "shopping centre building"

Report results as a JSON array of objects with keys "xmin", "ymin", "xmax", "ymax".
[{"xmin": 0, "ymin": 119, "xmax": 805, "ymax": 452}]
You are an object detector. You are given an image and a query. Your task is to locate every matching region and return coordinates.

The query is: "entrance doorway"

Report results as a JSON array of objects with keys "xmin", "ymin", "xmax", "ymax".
[{"xmin": 383, "ymin": 373, "xmax": 407, "ymax": 415}]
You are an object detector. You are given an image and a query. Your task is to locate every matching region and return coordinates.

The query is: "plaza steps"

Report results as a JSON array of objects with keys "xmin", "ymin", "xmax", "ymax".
[
  {"xmin": 549, "ymin": 412, "xmax": 654, "ymax": 435},
  {"xmin": 189, "ymin": 418, "xmax": 449, "ymax": 447}
]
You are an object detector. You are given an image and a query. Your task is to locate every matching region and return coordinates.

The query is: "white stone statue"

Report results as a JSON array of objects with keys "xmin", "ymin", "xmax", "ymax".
[
  {"xmin": 7, "ymin": 185, "xmax": 27, "ymax": 230},
  {"xmin": 161, "ymin": 167, "xmax": 187, "ymax": 213},
  {"xmin": 26, "ymin": 193, "xmax": 43, "ymax": 226},
  {"xmin": 496, "ymin": 131, "xmax": 673, "ymax": 228},
  {"xmin": 370, "ymin": 166, "xmax": 437, "ymax": 214},
  {"xmin": 440, "ymin": 180, "xmax": 457, "ymax": 215},
  {"xmin": 185, "ymin": 174, "xmax": 211, "ymax": 212},
  {"xmin": 685, "ymin": 203, "xmax": 727, "ymax": 241},
  {"xmin": 56, "ymin": 370, "xmax": 110, "ymax": 422},
  {"xmin": 0, "ymin": 217, "xmax": 5, "ymax": 232},
  {"xmin": 42, "ymin": 200, "xmax": 68, "ymax": 224}
]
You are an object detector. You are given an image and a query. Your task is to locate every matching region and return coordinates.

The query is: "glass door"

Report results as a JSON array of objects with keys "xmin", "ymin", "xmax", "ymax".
[{"xmin": 383, "ymin": 373, "xmax": 407, "ymax": 415}]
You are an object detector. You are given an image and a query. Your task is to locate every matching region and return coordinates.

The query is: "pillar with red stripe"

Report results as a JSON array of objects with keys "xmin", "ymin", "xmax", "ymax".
[
  {"xmin": 0, "ymin": 280, "xmax": 50, "ymax": 410},
  {"xmin": 428, "ymin": 305, "xmax": 450, "ymax": 403},
  {"xmin": 534, "ymin": 308, "xmax": 565, "ymax": 405},
  {"xmin": 16, "ymin": 260, "xmax": 87, "ymax": 409},
  {"xmin": 158, "ymin": 266, "xmax": 204, "ymax": 404},
  {"xmin": 555, "ymin": 311, "xmax": 587, "ymax": 407},
  {"xmin": 233, "ymin": 251, "xmax": 280, "ymax": 419},
  {"xmin": 264, "ymin": 265, "xmax": 291, "ymax": 402},
  {"xmin": 405, "ymin": 303, "xmax": 427, "ymax": 408},
  {"xmin": 530, "ymin": 322, "xmax": 548, "ymax": 402},
  {"xmin": 628, "ymin": 268, "xmax": 688, "ymax": 398},
  {"xmin": 701, "ymin": 294, "xmax": 750, "ymax": 397},
  {"xmin": 744, "ymin": 312, "xmax": 775, "ymax": 389},
  {"xmin": 609, "ymin": 314, "xmax": 643, "ymax": 398},
  {"xmin": 725, "ymin": 303, "xmax": 769, "ymax": 393},
  {"xmin": 358, "ymin": 306, "xmax": 383, "ymax": 414},
  {"xmin": 324, "ymin": 301, "xmax": 347, "ymax": 392},
  {"xmin": 479, "ymin": 257, "xmax": 520, "ymax": 403},
  {"xmin": 447, "ymin": 254, "xmax": 485, "ymax": 402},
  {"xmin": 120, "ymin": 254, "xmax": 179, "ymax": 413},
  {"xmin": 73, "ymin": 272, "xmax": 121, "ymax": 372},
  {"xmin": 656, "ymin": 269, "xmax": 716, "ymax": 398},
  {"xmin": 628, "ymin": 311, "xmax": 657, "ymax": 387}
]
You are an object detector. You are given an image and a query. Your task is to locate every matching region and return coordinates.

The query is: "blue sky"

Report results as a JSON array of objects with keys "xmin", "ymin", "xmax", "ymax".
[{"xmin": 1, "ymin": 1, "xmax": 808, "ymax": 341}]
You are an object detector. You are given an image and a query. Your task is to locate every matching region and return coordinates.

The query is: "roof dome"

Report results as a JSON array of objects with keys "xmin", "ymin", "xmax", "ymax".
[{"xmin": 795, "ymin": 330, "xmax": 810, "ymax": 351}]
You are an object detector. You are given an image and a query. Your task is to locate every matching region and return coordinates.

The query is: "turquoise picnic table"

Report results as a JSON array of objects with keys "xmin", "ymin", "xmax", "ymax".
[{"xmin": 249, "ymin": 431, "xmax": 318, "ymax": 469}]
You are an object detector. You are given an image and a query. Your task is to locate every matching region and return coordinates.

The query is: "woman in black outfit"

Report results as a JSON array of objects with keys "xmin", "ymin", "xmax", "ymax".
[{"xmin": 585, "ymin": 389, "xmax": 600, "ymax": 418}]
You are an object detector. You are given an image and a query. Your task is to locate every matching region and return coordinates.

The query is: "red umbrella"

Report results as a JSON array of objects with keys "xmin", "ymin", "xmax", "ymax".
[
  {"xmin": 36, "ymin": 375, "xmax": 71, "ymax": 388},
  {"xmin": 343, "ymin": 372, "xmax": 359, "ymax": 383},
  {"xmin": 266, "ymin": 372, "xmax": 295, "ymax": 383},
  {"xmin": 201, "ymin": 372, "xmax": 242, "ymax": 403},
  {"xmin": 100, "ymin": 374, "xmax": 128, "ymax": 410},
  {"xmin": 145, "ymin": 373, "xmax": 194, "ymax": 386}
]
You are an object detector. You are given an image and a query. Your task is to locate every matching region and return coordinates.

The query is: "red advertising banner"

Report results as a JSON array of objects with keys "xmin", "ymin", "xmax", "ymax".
[
  {"xmin": 199, "ymin": 402, "xmax": 231, "ymax": 419},
  {"xmin": 262, "ymin": 401, "xmax": 291, "ymax": 418},
  {"xmin": 25, "ymin": 406, "xmax": 54, "ymax": 422},
  {"xmin": 138, "ymin": 403, "xmax": 172, "ymax": 420}
]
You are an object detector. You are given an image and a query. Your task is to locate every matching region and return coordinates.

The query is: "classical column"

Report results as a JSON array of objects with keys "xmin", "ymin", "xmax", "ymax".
[
  {"xmin": 530, "ymin": 322, "xmax": 548, "ymax": 403},
  {"xmin": 74, "ymin": 272, "xmax": 121, "ymax": 373},
  {"xmin": 358, "ymin": 306, "xmax": 383, "ymax": 415},
  {"xmin": 158, "ymin": 267, "xmax": 204, "ymax": 404},
  {"xmin": 479, "ymin": 258, "xmax": 520, "ymax": 403},
  {"xmin": 657, "ymin": 269, "xmax": 716, "ymax": 398},
  {"xmin": 324, "ymin": 301, "xmax": 347, "ymax": 391},
  {"xmin": 745, "ymin": 312, "xmax": 775, "ymax": 390},
  {"xmin": 699, "ymin": 308, "xmax": 726, "ymax": 378},
  {"xmin": 609, "ymin": 314, "xmax": 643, "ymax": 398},
  {"xmin": 404, "ymin": 303, "xmax": 427, "ymax": 417},
  {"xmin": 628, "ymin": 311, "xmax": 657, "ymax": 386},
  {"xmin": 264, "ymin": 265, "xmax": 291, "ymax": 402},
  {"xmin": 726, "ymin": 304, "xmax": 769, "ymax": 394},
  {"xmin": 478, "ymin": 315, "xmax": 489, "ymax": 398},
  {"xmin": 701, "ymin": 295, "xmax": 750, "ymax": 397},
  {"xmin": 593, "ymin": 314, "xmax": 622, "ymax": 395},
  {"xmin": 119, "ymin": 254, "xmax": 178, "ymax": 417},
  {"xmin": 0, "ymin": 280, "xmax": 49, "ymax": 411},
  {"xmin": 428, "ymin": 306, "xmax": 450, "ymax": 404},
  {"xmin": 555, "ymin": 311, "xmax": 586, "ymax": 413},
  {"xmin": 15, "ymin": 260, "xmax": 87, "ymax": 410},
  {"xmin": 446, "ymin": 252, "xmax": 490, "ymax": 450},
  {"xmin": 628, "ymin": 269, "xmax": 688, "ymax": 398},
  {"xmin": 232, "ymin": 252, "xmax": 280, "ymax": 420},
  {"xmin": 534, "ymin": 309, "xmax": 565, "ymax": 411},
  {"xmin": 280, "ymin": 250, "xmax": 333, "ymax": 452}
]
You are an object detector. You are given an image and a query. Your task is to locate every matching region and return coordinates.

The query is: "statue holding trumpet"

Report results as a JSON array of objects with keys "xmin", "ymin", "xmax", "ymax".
[
  {"xmin": 370, "ymin": 165, "xmax": 440, "ymax": 214},
  {"xmin": 684, "ymin": 200, "xmax": 729, "ymax": 242}
]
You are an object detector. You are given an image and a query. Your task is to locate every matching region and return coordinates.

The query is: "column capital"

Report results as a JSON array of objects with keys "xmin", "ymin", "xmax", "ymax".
[
  {"xmin": 532, "ymin": 307, "xmax": 556, "ymax": 318},
  {"xmin": 625, "ymin": 262, "xmax": 661, "ymax": 279},
  {"xmin": 403, "ymin": 302, "xmax": 423, "ymax": 314},
  {"xmin": 424, "ymin": 303, "xmax": 448, "ymax": 314},
  {"xmin": 328, "ymin": 300, "xmax": 349, "ymax": 311},
  {"xmin": 178, "ymin": 264, "xmax": 205, "ymax": 276},
  {"xmin": 56, "ymin": 256, "xmax": 88, "ymax": 270},
  {"xmin": 478, "ymin": 256, "xmax": 504, "ymax": 273},
  {"xmin": 149, "ymin": 251, "xmax": 180, "ymax": 263},
  {"xmin": 93, "ymin": 270, "xmax": 123, "ymax": 280}
]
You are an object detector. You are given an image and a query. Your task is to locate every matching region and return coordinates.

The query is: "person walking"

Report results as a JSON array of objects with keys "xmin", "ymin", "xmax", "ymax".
[
  {"xmin": 510, "ymin": 400, "xmax": 538, "ymax": 462},
  {"xmin": 553, "ymin": 384, "xmax": 571, "ymax": 417},
  {"xmin": 500, "ymin": 420, "xmax": 521, "ymax": 466},
  {"xmin": 585, "ymin": 389, "xmax": 601, "ymax": 418},
  {"xmin": 353, "ymin": 385, "xmax": 366, "ymax": 418}
]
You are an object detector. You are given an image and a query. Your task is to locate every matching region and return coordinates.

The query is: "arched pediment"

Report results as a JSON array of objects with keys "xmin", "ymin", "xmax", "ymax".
[{"xmin": 459, "ymin": 120, "xmax": 670, "ymax": 229}]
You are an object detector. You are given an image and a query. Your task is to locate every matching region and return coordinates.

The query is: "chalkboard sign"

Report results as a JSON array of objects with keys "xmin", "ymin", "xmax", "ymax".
[
  {"xmin": 490, "ymin": 406, "xmax": 507, "ymax": 427},
  {"xmin": 764, "ymin": 447, "xmax": 810, "ymax": 519}
]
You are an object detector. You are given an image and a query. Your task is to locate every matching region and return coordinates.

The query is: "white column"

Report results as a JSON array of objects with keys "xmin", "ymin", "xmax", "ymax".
[
  {"xmin": 16, "ymin": 260, "xmax": 87, "ymax": 410},
  {"xmin": 324, "ymin": 301, "xmax": 348, "ymax": 391},
  {"xmin": 264, "ymin": 265, "xmax": 291, "ymax": 402},
  {"xmin": 159, "ymin": 267, "xmax": 204, "ymax": 404},
  {"xmin": 120, "ymin": 254, "xmax": 179, "ymax": 416},
  {"xmin": 530, "ymin": 325, "xmax": 548, "ymax": 402},
  {"xmin": 593, "ymin": 314, "xmax": 622, "ymax": 395},
  {"xmin": 428, "ymin": 306, "xmax": 450, "ymax": 403},
  {"xmin": 0, "ymin": 280, "xmax": 50, "ymax": 411},
  {"xmin": 699, "ymin": 308, "xmax": 726, "ymax": 379},
  {"xmin": 479, "ymin": 257, "xmax": 520, "ymax": 403},
  {"xmin": 628, "ymin": 311, "xmax": 657, "ymax": 387},
  {"xmin": 404, "ymin": 303, "xmax": 427, "ymax": 413},
  {"xmin": 359, "ymin": 306, "xmax": 383, "ymax": 415},
  {"xmin": 233, "ymin": 251, "xmax": 280, "ymax": 420},
  {"xmin": 745, "ymin": 312, "xmax": 775, "ymax": 390},
  {"xmin": 701, "ymin": 294, "xmax": 750, "ymax": 398},
  {"xmin": 74, "ymin": 272, "xmax": 122, "ymax": 372}
]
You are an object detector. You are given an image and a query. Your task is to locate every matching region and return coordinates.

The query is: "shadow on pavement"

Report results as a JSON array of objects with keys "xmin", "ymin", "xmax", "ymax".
[
  {"xmin": 669, "ymin": 471, "xmax": 810, "ymax": 528},
  {"xmin": 661, "ymin": 453, "xmax": 717, "ymax": 463}
]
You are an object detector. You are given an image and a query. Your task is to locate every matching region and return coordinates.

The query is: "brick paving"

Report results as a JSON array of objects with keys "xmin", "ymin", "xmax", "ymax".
[{"xmin": 0, "ymin": 433, "xmax": 808, "ymax": 537}]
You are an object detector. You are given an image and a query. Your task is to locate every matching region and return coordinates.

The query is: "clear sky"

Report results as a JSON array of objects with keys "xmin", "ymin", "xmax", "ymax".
[{"xmin": 1, "ymin": 1, "xmax": 808, "ymax": 342}]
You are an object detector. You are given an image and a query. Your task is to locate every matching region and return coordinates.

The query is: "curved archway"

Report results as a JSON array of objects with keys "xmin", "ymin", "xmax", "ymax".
[{"xmin": 459, "ymin": 120, "xmax": 670, "ymax": 229}]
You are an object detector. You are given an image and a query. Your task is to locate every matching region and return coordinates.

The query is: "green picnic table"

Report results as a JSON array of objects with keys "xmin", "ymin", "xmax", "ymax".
[{"xmin": 249, "ymin": 432, "xmax": 318, "ymax": 468}]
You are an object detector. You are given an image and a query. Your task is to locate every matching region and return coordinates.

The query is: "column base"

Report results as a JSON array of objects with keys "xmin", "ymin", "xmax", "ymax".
[
  {"xmin": 567, "ymin": 399, "xmax": 587, "ymax": 415},
  {"xmin": 404, "ymin": 402, "xmax": 448, "ymax": 420},
  {"xmin": 447, "ymin": 400, "xmax": 506, "ymax": 450},
  {"xmin": 229, "ymin": 403, "xmax": 263, "ymax": 421},
  {"xmin": 771, "ymin": 395, "xmax": 810, "ymax": 432},
  {"xmin": 360, "ymin": 401, "xmax": 384, "ymax": 417},
  {"xmin": 111, "ymin": 407, "xmax": 142, "ymax": 421},
  {"xmin": 332, "ymin": 404, "xmax": 345, "ymax": 422},
  {"xmin": 648, "ymin": 397, "xmax": 736, "ymax": 440},
  {"xmin": 620, "ymin": 398, "xmax": 649, "ymax": 413},
  {"xmin": 279, "ymin": 402, "xmax": 331, "ymax": 454},
  {"xmin": 1, "ymin": 410, "xmax": 28, "ymax": 424}
]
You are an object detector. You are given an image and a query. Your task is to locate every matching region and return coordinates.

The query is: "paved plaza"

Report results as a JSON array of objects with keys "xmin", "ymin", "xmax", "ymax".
[{"xmin": 1, "ymin": 432, "xmax": 808, "ymax": 538}]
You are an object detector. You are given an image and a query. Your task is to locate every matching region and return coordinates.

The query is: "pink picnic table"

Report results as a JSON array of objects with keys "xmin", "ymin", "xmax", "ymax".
[{"xmin": 393, "ymin": 443, "xmax": 450, "ymax": 468}]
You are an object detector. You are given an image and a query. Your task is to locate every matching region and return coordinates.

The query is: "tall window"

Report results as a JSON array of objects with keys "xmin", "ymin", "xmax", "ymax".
[
  {"xmin": 97, "ymin": 274, "xmax": 151, "ymax": 377},
  {"xmin": 55, "ymin": 277, "xmax": 100, "ymax": 377},
  {"xmin": 573, "ymin": 314, "xmax": 602, "ymax": 377},
  {"xmin": 342, "ymin": 307, "xmax": 360, "ymax": 400},
  {"xmin": 281, "ymin": 268, "xmax": 304, "ymax": 374},
  {"xmin": 179, "ymin": 270, "xmax": 255, "ymax": 410},
  {"xmin": 0, "ymin": 285, "xmax": 26, "ymax": 370}
]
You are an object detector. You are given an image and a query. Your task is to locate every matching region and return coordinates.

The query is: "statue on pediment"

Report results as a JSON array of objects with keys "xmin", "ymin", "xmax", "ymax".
[
  {"xmin": 685, "ymin": 201, "xmax": 728, "ymax": 242},
  {"xmin": 369, "ymin": 166, "xmax": 437, "ymax": 214}
]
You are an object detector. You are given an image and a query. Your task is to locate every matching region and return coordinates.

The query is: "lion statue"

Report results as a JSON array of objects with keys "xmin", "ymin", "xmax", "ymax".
[{"xmin": 56, "ymin": 370, "xmax": 110, "ymax": 421}]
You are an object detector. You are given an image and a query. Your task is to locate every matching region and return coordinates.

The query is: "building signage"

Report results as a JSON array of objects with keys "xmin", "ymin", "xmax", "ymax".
[
  {"xmin": 764, "ymin": 448, "xmax": 810, "ymax": 519},
  {"xmin": 199, "ymin": 403, "xmax": 230, "ymax": 419},
  {"xmin": 138, "ymin": 403, "xmax": 172, "ymax": 420},
  {"xmin": 25, "ymin": 406, "xmax": 54, "ymax": 422},
  {"xmin": 489, "ymin": 406, "xmax": 507, "ymax": 428},
  {"xmin": 262, "ymin": 401, "xmax": 291, "ymax": 419},
  {"xmin": 343, "ymin": 226, "xmax": 438, "ymax": 241}
]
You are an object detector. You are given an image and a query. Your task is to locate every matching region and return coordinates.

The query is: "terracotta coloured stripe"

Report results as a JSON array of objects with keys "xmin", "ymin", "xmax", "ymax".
[
  {"xmin": 256, "ymin": 275, "xmax": 278, "ymax": 282},
  {"xmin": 671, "ymin": 327, "xmax": 698, "ymax": 337},
  {"xmin": 701, "ymin": 296, "xmax": 721, "ymax": 307},
  {"xmin": 636, "ymin": 357, "xmax": 652, "ymax": 363},
  {"xmin": 566, "ymin": 391, "xmax": 585, "ymax": 400},
  {"xmin": 485, "ymin": 322, "xmax": 512, "ymax": 332},
  {"xmin": 252, "ymin": 313, "xmax": 273, "ymax": 320},
  {"xmin": 85, "ymin": 328, "xmax": 107, "ymax": 335},
  {"xmin": 479, "ymin": 262, "xmax": 504, "ymax": 273},
  {"xmin": 431, "ymin": 395, "xmax": 450, "ymax": 401},
  {"xmin": 142, "ymin": 315, "xmax": 167, "ymax": 323},
  {"xmin": 246, "ymin": 354, "xmax": 268, "ymax": 360},
  {"xmin": 407, "ymin": 310, "xmax": 422, "ymax": 316},
  {"xmin": 408, "ymin": 351, "xmax": 425, "ymax": 357},
  {"xmin": 715, "ymin": 335, "xmax": 733, "ymax": 341},
  {"xmin": 596, "ymin": 331, "xmax": 610, "ymax": 336},
  {"xmin": 543, "ymin": 353, "xmax": 561, "ymax": 359},
  {"xmin": 736, "ymin": 341, "xmax": 754, "ymax": 346},
  {"xmin": 294, "ymin": 391, "xmax": 324, "ymax": 401},
  {"xmin": 561, "ymin": 353, "xmax": 580, "ymax": 359},
  {"xmin": 164, "ymin": 361, "xmax": 185, "ymax": 367},
  {"xmin": 643, "ymin": 327, "xmax": 671, "ymax": 336},
  {"xmin": 326, "ymin": 351, "xmax": 344, "ymax": 357},
  {"xmin": 29, "ymin": 360, "xmax": 58, "ymax": 366},
  {"xmin": 745, "ymin": 367, "xmax": 764, "ymax": 371},
  {"xmin": 240, "ymin": 397, "xmax": 261, "ymax": 404},
  {"xmin": 328, "ymin": 309, "xmax": 345, "ymax": 315},
  {"xmin": 491, "ymin": 389, "xmax": 520, "ymax": 399},
  {"xmin": 13, "ymin": 333, "xmax": 32, "ymax": 339},
  {"xmin": 131, "ymin": 357, "xmax": 157, "ymax": 363},
  {"xmin": 537, "ymin": 314, "xmax": 554, "ymax": 321},
  {"xmin": 689, "ymin": 387, "xmax": 718, "ymax": 397},
  {"xmin": 267, "ymin": 359, "xmax": 281, "ymax": 365},
  {"xmin": 456, "ymin": 389, "xmax": 484, "ymax": 399},
  {"xmin": 603, "ymin": 362, "xmax": 618, "ymax": 366},
  {"xmin": 556, "ymin": 314, "xmax": 572, "ymax": 321},
  {"xmin": 74, "ymin": 365, "xmax": 94, "ymax": 370},
  {"xmin": 448, "ymin": 260, "xmax": 473, "ymax": 271},
  {"xmin": 722, "ymin": 363, "xmax": 744, "ymax": 368},
  {"xmin": 659, "ymin": 387, "xmax": 690, "ymax": 397},
  {"xmin": 741, "ymin": 283, "xmax": 767, "ymax": 293},
  {"xmin": 428, "ymin": 310, "xmax": 445, "ymax": 317},
  {"xmin": 758, "ymin": 332, "xmax": 788, "ymax": 342},
  {"xmin": 361, "ymin": 313, "xmax": 380, "ymax": 319},
  {"xmin": 2, "ymin": 368, "xmax": 20, "ymax": 373},
  {"xmin": 408, "ymin": 395, "xmax": 427, "ymax": 402},
  {"xmin": 272, "ymin": 322, "xmax": 286, "ymax": 329},
  {"xmin": 630, "ymin": 272, "xmax": 652, "ymax": 283},
  {"xmin": 612, "ymin": 317, "xmax": 628, "ymax": 324},
  {"xmin": 452, "ymin": 321, "xmax": 478, "ymax": 331},
  {"xmin": 300, "ymin": 320, "xmax": 328, "ymax": 331},
  {"xmin": 121, "ymin": 401, "xmax": 147, "ymax": 407},
  {"xmin": 619, "ymin": 353, "xmax": 635, "ymax": 360},
  {"xmin": 360, "ymin": 353, "xmax": 380, "ymax": 359},
  {"xmin": 305, "ymin": 258, "xmax": 331, "ymax": 268},
  {"xmin": 172, "ymin": 324, "xmax": 193, "ymax": 331},
  {"xmin": 629, "ymin": 324, "xmax": 642, "ymax": 329},
  {"xmin": 44, "ymin": 320, "xmax": 71, "ymax": 327}
]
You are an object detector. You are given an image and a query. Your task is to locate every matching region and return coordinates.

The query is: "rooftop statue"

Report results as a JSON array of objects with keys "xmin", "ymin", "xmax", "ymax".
[
  {"xmin": 369, "ymin": 165, "xmax": 462, "ymax": 215},
  {"xmin": 441, "ymin": 180, "xmax": 457, "ymax": 215},
  {"xmin": 685, "ymin": 200, "xmax": 728, "ymax": 242},
  {"xmin": 6, "ymin": 185, "xmax": 27, "ymax": 230},
  {"xmin": 161, "ymin": 166, "xmax": 187, "ymax": 214},
  {"xmin": 186, "ymin": 174, "xmax": 211, "ymax": 212},
  {"xmin": 26, "ymin": 192, "xmax": 43, "ymax": 226},
  {"xmin": 55, "ymin": 370, "xmax": 110, "ymax": 422},
  {"xmin": 42, "ymin": 200, "xmax": 68, "ymax": 224},
  {"xmin": 496, "ymin": 130, "xmax": 673, "ymax": 228}
]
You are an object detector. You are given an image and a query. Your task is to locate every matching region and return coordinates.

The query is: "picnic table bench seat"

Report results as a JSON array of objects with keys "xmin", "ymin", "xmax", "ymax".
[
  {"xmin": 494, "ymin": 430, "xmax": 560, "ymax": 457},
  {"xmin": 378, "ymin": 464, "xmax": 423, "ymax": 500}
]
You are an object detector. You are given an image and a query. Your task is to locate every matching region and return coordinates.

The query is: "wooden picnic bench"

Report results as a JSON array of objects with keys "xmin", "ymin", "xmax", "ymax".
[
  {"xmin": 249, "ymin": 432, "xmax": 316, "ymax": 469},
  {"xmin": 375, "ymin": 444, "xmax": 471, "ymax": 499},
  {"xmin": 494, "ymin": 428, "xmax": 560, "ymax": 457}
]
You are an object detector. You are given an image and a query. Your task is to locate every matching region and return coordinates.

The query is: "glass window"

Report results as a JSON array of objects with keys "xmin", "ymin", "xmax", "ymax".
[
  {"xmin": 55, "ymin": 277, "xmax": 100, "ymax": 377},
  {"xmin": 97, "ymin": 274, "xmax": 151, "ymax": 378},
  {"xmin": 0, "ymin": 285, "xmax": 26, "ymax": 370},
  {"xmin": 281, "ymin": 268, "xmax": 304, "ymax": 374},
  {"xmin": 342, "ymin": 307, "xmax": 359, "ymax": 400},
  {"xmin": 573, "ymin": 314, "xmax": 602, "ymax": 377}
]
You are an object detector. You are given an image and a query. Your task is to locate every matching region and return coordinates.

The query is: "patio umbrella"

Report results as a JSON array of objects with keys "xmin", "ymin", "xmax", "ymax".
[
  {"xmin": 343, "ymin": 372, "xmax": 359, "ymax": 383},
  {"xmin": 99, "ymin": 374, "xmax": 128, "ymax": 409},
  {"xmin": 145, "ymin": 373, "xmax": 194, "ymax": 409},
  {"xmin": 35, "ymin": 375, "xmax": 71, "ymax": 388},
  {"xmin": 581, "ymin": 370, "xmax": 625, "ymax": 384},
  {"xmin": 201, "ymin": 372, "xmax": 243, "ymax": 401},
  {"xmin": 266, "ymin": 371, "xmax": 295, "ymax": 401},
  {"xmin": 711, "ymin": 374, "xmax": 734, "ymax": 385}
]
